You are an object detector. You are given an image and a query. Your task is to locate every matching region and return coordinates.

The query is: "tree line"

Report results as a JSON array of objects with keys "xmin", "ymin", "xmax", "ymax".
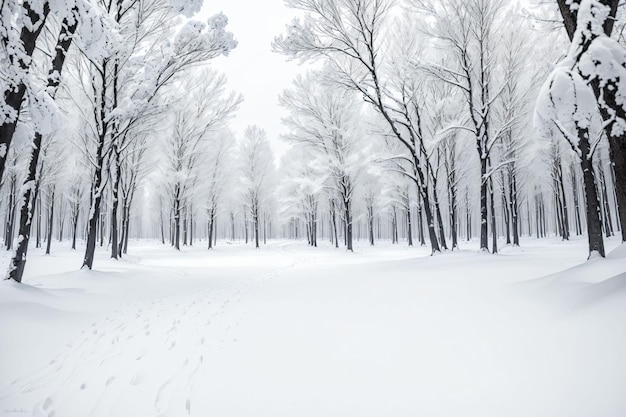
[{"xmin": 1, "ymin": 0, "xmax": 625, "ymax": 284}]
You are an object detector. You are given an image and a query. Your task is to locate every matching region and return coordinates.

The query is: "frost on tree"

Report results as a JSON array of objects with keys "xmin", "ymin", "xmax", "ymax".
[
  {"xmin": 78, "ymin": 1, "xmax": 238, "ymax": 270},
  {"xmin": 534, "ymin": 0, "xmax": 621, "ymax": 258}
]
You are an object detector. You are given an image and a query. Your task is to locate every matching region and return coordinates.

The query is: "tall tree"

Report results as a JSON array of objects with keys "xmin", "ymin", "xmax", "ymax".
[
  {"xmin": 280, "ymin": 71, "xmax": 366, "ymax": 251},
  {"xmin": 7, "ymin": 6, "xmax": 80, "ymax": 282},
  {"xmin": 274, "ymin": 0, "xmax": 442, "ymax": 254},
  {"xmin": 239, "ymin": 126, "xmax": 275, "ymax": 249},
  {"xmin": 557, "ymin": 0, "xmax": 626, "ymax": 242},
  {"xmin": 80, "ymin": 3, "xmax": 237, "ymax": 268}
]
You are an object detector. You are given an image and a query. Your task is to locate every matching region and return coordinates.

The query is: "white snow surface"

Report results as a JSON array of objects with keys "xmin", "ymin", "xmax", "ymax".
[{"xmin": 0, "ymin": 238, "xmax": 625, "ymax": 417}]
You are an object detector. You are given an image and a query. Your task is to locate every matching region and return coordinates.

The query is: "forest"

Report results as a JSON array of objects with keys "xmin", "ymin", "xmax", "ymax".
[
  {"xmin": 1, "ymin": 0, "xmax": 626, "ymax": 416},
  {"xmin": 0, "ymin": 0, "xmax": 624, "ymax": 281}
]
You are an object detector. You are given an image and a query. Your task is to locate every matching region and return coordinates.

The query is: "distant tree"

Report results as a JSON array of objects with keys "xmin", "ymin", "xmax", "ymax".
[
  {"xmin": 79, "ymin": 2, "xmax": 237, "ymax": 268},
  {"xmin": 239, "ymin": 126, "xmax": 276, "ymax": 249},
  {"xmin": 161, "ymin": 71, "xmax": 241, "ymax": 250},
  {"xmin": 205, "ymin": 130, "xmax": 237, "ymax": 250},
  {"xmin": 274, "ymin": 0, "xmax": 442, "ymax": 254},
  {"xmin": 280, "ymin": 71, "xmax": 366, "ymax": 251},
  {"xmin": 414, "ymin": 0, "xmax": 514, "ymax": 252}
]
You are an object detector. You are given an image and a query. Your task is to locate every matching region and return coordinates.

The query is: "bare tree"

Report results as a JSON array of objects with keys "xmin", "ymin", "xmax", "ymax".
[
  {"xmin": 239, "ymin": 126, "xmax": 276, "ymax": 249},
  {"xmin": 274, "ymin": 0, "xmax": 442, "ymax": 254}
]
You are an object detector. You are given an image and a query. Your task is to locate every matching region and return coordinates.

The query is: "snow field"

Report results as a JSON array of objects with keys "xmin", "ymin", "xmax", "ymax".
[{"xmin": 0, "ymin": 237, "xmax": 625, "ymax": 417}]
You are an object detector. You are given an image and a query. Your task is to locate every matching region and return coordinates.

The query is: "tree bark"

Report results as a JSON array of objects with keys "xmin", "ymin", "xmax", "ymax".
[
  {"xmin": 331, "ymin": 199, "xmax": 339, "ymax": 248},
  {"xmin": 557, "ymin": 0, "xmax": 625, "ymax": 242},
  {"xmin": 480, "ymin": 157, "xmax": 489, "ymax": 252},
  {"xmin": 110, "ymin": 151, "xmax": 121, "ymax": 259},
  {"xmin": 71, "ymin": 208, "xmax": 79, "ymax": 250},
  {"xmin": 0, "ymin": 2, "xmax": 50, "ymax": 182},
  {"xmin": 173, "ymin": 195, "xmax": 181, "ymax": 250},
  {"xmin": 344, "ymin": 197, "xmax": 353, "ymax": 251},
  {"xmin": 489, "ymin": 176, "xmax": 498, "ymax": 254},
  {"xmin": 5, "ymin": 177, "xmax": 16, "ymax": 250},
  {"xmin": 406, "ymin": 203, "xmax": 413, "ymax": 247},
  {"xmin": 82, "ymin": 60, "xmax": 109, "ymax": 270},
  {"xmin": 45, "ymin": 188, "xmax": 54, "ymax": 255},
  {"xmin": 254, "ymin": 203, "xmax": 260, "ymax": 249},
  {"xmin": 579, "ymin": 127, "xmax": 606, "ymax": 257},
  {"xmin": 570, "ymin": 164, "xmax": 583, "ymax": 235}
]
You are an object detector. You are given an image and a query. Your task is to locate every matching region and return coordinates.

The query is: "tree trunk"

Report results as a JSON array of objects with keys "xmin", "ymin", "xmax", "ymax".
[
  {"xmin": 557, "ymin": 0, "xmax": 625, "ymax": 242},
  {"xmin": 82, "ymin": 60, "xmax": 109, "ymax": 270},
  {"xmin": 5, "ymin": 177, "xmax": 16, "ymax": 250},
  {"xmin": 174, "ymin": 196, "xmax": 181, "ymax": 250},
  {"xmin": 555, "ymin": 158, "xmax": 570, "ymax": 240},
  {"xmin": 344, "ymin": 198, "xmax": 353, "ymax": 251},
  {"xmin": 579, "ymin": 127, "xmax": 606, "ymax": 257},
  {"xmin": 36, "ymin": 198, "xmax": 42, "ymax": 248},
  {"xmin": 189, "ymin": 208, "xmax": 194, "ymax": 246},
  {"xmin": 71, "ymin": 208, "xmax": 79, "ymax": 250},
  {"xmin": 433, "ymin": 189, "xmax": 448, "ymax": 250},
  {"xmin": 118, "ymin": 203, "xmax": 127, "ymax": 256},
  {"xmin": 254, "ymin": 204, "xmax": 260, "ymax": 249},
  {"xmin": 489, "ymin": 176, "xmax": 498, "ymax": 254},
  {"xmin": 407, "ymin": 204, "xmax": 413, "ymax": 247},
  {"xmin": 331, "ymin": 200, "xmax": 339, "ymax": 249},
  {"xmin": 7, "ymin": 138, "xmax": 43, "ymax": 280},
  {"xmin": 160, "ymin": 209, "xmax": 165, "ymax": 244},
  {"xmin": 501, "ymin": 171, "xmax": 511, "ymax": 245},
  {"xmin": 466, "ymin": 189, "xmax": 472, "ymax": 242},
  {"xmin": 417, "ymin": 195, "xmax": 425, "ymax": 246},
  {"xmin": 509, "ymin": 166, "xmax": 520, "ymax": 246},
  {"xmin": 479, "ymin": 157, "xmax": 489, "ymax": 251},
  {"xmin": 244, "ymin": 209, "xmax": 248, "ymax": 244},
  {"xmin": 368, "ymin": 205, "xmax": 374, "ymax": 246},
  {"xmin": 571, "ymin": 165, "xmax": 583, "ymax": 236},
  {"xmin": 419, "ymin": 184, "xmax": 440, "ymax": 253},
  {"xmin": 110, "ymin": 152, "xmax": 121, "ymax": 259},
  {"xmin": 46, "ymin": 188, "xmax": 55, "ymax": 255},
  {"xmin": 0, "ymin": 3, "xmax": 51, "ymax": 182},
  {"xmin": 230, "ymin": 212, "xmax": 235, "ymax": 241},
  {"xmin": 207, "ymin": 212, "xmax": 214, "ymax": 250},
  {"xmin": 598, "ymin": 159, "xmax": 614, "ymax": 237},
  {"xmin": 182, "ymin": 205, "xmax": 188, "ymax": 246}
]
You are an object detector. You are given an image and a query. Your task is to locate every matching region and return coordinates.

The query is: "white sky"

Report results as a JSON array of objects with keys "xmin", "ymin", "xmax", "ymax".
[{"xmin": 198, "ymin": 0, "xmax": 305, "ymax": 159}]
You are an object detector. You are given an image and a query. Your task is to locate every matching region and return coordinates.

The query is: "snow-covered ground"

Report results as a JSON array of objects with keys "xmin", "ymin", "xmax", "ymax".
[{"xmin": 0, "ymin": 237, "xmax": 625, "ymax": 417}]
